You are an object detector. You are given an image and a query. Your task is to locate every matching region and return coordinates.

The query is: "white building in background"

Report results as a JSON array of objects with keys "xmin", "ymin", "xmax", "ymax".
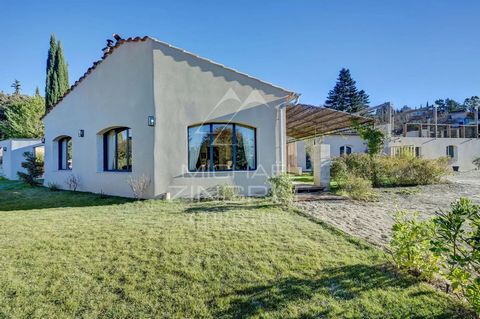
[
  {"xmin": 0, "ymin": 139, "xmax": 44, "ymax": 180},
  {"xmin": 290, "ymin": 133, "xmax": 480, "ymax": 172}
]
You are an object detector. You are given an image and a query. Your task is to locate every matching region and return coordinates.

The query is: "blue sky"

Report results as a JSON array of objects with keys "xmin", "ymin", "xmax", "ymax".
[{"xmin": 1, "ymin": 0, "xmax": 479, "ymax": 108}]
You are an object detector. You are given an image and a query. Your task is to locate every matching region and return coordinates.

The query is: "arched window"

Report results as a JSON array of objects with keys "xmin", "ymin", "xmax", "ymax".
[
  {"xmin": 58, "ymin": 137, "xmax": 72, "ymax": 170},
  {"xmin": 340, "ymin": 145, "xmax": 352, "ymax": 156},
  {"xmin": 103, "ymin": 127, "xmax": 132, "ymax": 172},
  {"xmin": 188, "ymin": 123, "xmax": 256, "ymax": 171}
]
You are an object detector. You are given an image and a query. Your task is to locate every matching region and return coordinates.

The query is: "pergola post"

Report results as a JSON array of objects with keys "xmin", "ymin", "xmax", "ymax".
[{"xmin": 313, "ymin": 143, "xmax": 330, "ymax": 190}]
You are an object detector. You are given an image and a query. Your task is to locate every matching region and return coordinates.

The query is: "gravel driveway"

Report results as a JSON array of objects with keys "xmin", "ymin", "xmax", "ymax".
[{"xmin": 295, "ymin": 171, "xmax": 480, "ymax": 248}]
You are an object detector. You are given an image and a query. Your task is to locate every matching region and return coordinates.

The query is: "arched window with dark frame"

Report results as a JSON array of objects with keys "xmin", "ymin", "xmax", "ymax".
[
  {"xmin": 340, "ymin": 145, "xmax": 352, "ymax": 156},
  {"xmin": 58, "ymin": 137, "xmax": 72, "ymax": 170},
  {"xmin": 103, "ymin": 127, "xmax": 132, "ymax": 172},
  {"xmin": 188, "ymin": 123, "xmax": 256, "ymax": 172}
]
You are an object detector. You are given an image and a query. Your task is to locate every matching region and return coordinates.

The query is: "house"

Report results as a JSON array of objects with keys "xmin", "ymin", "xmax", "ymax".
[
  {"xmin": 42, "ymin": 36, "xmax": 299, "ymax": 198},
  {"xmin": 0, "ymin": 139, "xmax": 44, "ymax": 180}
]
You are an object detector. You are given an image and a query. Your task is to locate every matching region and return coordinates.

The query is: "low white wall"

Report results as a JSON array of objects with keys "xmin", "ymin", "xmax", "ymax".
[{"xmin": 318, "ymin": 135, "xmax": 367, "ymax": 157}]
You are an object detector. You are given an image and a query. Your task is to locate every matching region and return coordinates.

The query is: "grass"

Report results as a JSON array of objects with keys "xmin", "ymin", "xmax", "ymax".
[
  {"xmin": 0, "ymin": 179, "xmax": 472, "ymax": 318},
  {"xmin": 290, "ymin": 173, "xmax": 314, "ymax": 184}
]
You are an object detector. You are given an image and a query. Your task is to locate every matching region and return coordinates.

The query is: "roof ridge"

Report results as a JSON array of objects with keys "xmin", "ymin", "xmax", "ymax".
[{"xmin": 43, "ymin": 35, "xmax": 297, "ymax": 119}]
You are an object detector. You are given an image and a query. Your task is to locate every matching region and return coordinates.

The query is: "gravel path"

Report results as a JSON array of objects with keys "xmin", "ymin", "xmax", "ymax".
[{"xmin": 295, "ymin": 171, "xmax": 480, "ymax": 248}]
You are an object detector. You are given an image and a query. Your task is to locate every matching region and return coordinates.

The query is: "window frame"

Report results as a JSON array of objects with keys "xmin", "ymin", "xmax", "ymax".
[
  {"xmin": 340, "ymin": 145, "xmax": 352, "ymax": 156},
  {"xmin": 103, "ymin": 127, "xmax": 132, "ymax": 172},
  {"xmin": 188, "ymin": 123, "xmax": 257, "ymax": 172},
  {"xmin": 58, "ymin": 137, "xmax": 72, "ymax": 170},
  {"xmin": 446, "ymin": 145, "xmax": 456, "ymax": 159}
]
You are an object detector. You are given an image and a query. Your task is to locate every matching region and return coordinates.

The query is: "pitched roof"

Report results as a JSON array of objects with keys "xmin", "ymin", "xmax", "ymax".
[{"xmin": 43, "ymin": 36, "xmax": 298, "ymax": 118}]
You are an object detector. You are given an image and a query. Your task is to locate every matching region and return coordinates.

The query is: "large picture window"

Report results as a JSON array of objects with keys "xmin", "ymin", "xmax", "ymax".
[
  {"xmin": 103, "ymin": 127, "xmax": 132, "ymax": 172},
  {"xmin": 58, "ymin": 137, "xmax": 72, "ymax": 170},
  {"xmin": 188, "ymin": 123, "xmax": 256, "ymax": 172}
]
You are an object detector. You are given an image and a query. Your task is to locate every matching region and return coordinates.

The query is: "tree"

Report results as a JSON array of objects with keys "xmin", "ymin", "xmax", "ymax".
[
  {"xmin": 464, "ymin": 96, "xmax": 480, "ymax": 113},
  {"xmin": 17, "ymin": 152, "xmax": 44, "ymax": 186},
  {"xmin": 445, "ymin": 98, "xmax": 463, "ymax": 113},
  {"xmin": 435, "ymin": 99, "xmax": 446, "ymax": 113},
  {"xmin": 0, "ymin": 95, "xmax": 44, "ymax": 138},
  {"xmin": 45, "ymin": 35, "xmax": 69, "ymax": 113},
  {"xmin": 35, "ymin": 86, "xmax": 41, "ymax": 97},
  {"xmin": 325, "ymin": 68, "xmax": 369, "ymax": 113},
  {"xmin": 11, "ymin": 79, "xmax": 21, "ymax": 95}
]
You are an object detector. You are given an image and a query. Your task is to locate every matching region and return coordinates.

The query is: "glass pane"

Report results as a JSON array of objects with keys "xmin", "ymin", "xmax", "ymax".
[
  {"xmin": 212, "ymin": 124, "xmax": 233, "ymax": 171},
  {"xmin": 67, "ymin": 139, "xmax": 72, "ymax": 169},
  {"xmin": 116, "ymin": 129, "xmax": 128, "ymax": 171},
  {"xmin": 127, "ymin": 129, "xmax": 132, "ymax": 171},
  {"xmin": 235, "ymin": 125, "xmax": 255, "ymax": 170},
  {"xmin": 106, "ymin": 130, "xmax": 116, "ymax": 170},
  {"xmin": 188, "ymin": 125, "xmax": 210, "ymax": 171}
]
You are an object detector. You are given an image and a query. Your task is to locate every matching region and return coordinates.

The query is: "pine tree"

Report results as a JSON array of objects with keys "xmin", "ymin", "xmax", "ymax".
[
  {"xmin": 11, "ymin": 79, "xmax": 21, "ymax": 95},
  {"xmin": 45, "ymin": 35, "xmax": 57, "ymax": 110},
  {"xmin": 45, "ymin": 35, "xmax": 69, "ymax": 113},
  {"xmin": 325, "ymin": 68, "xmax": 369, "ymax": 113},
  {"xmin": 35, "ymin": 86, "xmax": 41, "ymax": 97}
]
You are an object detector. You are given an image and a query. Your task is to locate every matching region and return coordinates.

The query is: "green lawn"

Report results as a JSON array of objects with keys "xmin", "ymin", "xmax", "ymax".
[{"xmin": 0, "ymin": 179, "xmax": 471, "ymax": 318}]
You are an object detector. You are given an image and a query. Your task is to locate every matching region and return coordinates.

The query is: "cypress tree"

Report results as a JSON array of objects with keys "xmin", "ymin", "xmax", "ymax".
[
  {"xmin": 325, "ymin": 68, "xmax": 369, "ymax": 113},
  {"xmin": 45, "ymin": 35, "xmax": 57, "ymax": 111},
  {"xmin": 45, "ymin": 35, "xmax": 69, "ymax": 113},
  {"xmin": 55, "ymin": 41, "xmax": 69, "ymax": 97}
]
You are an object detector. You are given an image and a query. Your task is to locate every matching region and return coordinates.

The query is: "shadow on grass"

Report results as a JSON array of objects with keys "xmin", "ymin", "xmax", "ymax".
[
  {"xmin": 0, "ymin": 180, "xmax": 132, "ymax": 211},
  {"xmin": 217, "ymin": 264, "xmax": 467, "ymax": 318},
  {"xmin": 183, "ymin": 201, "xmax": 277, "ymax": 214}
]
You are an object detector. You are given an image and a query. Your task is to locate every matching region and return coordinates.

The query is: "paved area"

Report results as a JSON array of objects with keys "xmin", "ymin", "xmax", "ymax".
[{"xmin": 295, "ymin": 171, "xmax": 480, "ymax": 248}]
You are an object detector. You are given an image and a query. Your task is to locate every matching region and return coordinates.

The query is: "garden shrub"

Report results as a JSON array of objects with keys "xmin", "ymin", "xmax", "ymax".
[
  {"xmin": 335, "ymin": 173, "xmax": 375, "ymax": 201},
  {"xmin": 431, "ymin": 198, "xmax": 480, "ymax": 314},
  {"xmin": 331, "ymin": 153, "xmax": 449, "ymax": 187},
  {"xmin": 217, "ymin": 183, "xmax": 239, "ymax": 201},
  {"xmin": 390, "ymin": 212, "xmax": 439, "ymax": 280},
  {"xmin": 268, "ymin": 173, "xmax": 294, "ymax": 205},
  {"xmin": 17, "ymin": 151, "xmax": 44, "ymax": 186}
]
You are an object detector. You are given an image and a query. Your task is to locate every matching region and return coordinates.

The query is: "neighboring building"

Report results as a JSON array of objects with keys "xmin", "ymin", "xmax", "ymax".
[
  {"xmin": 42, "ymin": 36, "xmax": 298, "ymax": 198},
  {"xmin": 290, "ymin": 132, "xmax": 480, "ymax": 172},
  {"xmin": 0, "ymin": 139, "xmax": 44, "ymax": 180}
]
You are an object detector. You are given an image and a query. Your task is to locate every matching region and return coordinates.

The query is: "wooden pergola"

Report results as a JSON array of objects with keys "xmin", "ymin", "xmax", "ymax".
[{"xmin": 286, "ymin": 104, "xmax": 373, "ymax": 140}]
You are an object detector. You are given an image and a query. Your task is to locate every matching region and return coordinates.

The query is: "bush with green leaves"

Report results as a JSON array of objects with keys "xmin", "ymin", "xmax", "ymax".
[
  {"xmin": 17, "ymin": 152, "xmax": 44, "ymax": 186},
  {"xmin": 335, "ymin": 173, "xmax": 375, "ymax": 201},
  {"xmin": 268, "ymin": 173, "xmax": 294, "ymax": 205},
  {"xmin": 216, "ymin": 183, "xmax": 239, "ymax": 201},
  {"xmin": 331, "ymin": 154, "xmax": 449, "ymax": 187},
  {"xmin": 431, "ymin": 198, "xmax": 480, "ymax": 314},
  {"xmin": 390, "ymin": 212, "xmax": 439, "ymax": 280}
]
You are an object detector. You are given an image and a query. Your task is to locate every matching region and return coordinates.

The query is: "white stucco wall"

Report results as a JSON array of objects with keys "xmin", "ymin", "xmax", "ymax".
[
  {"xmin": 151, "ymin": 41, "xmax": 291, "ymax": 198},
  {"xmin": 43, "ymin": 38, "xmax": 293, "ymax": 198},
  {"xmin": 319, "ymin": 135, "xmax": 368, "ymax": 157},
  {"xmin": 43, "ymin": 41, "xmax": 156, "ymax": 197},
  {"xmin": 0, "ymin": 139, "xmax": 43, "ymax": 180},
  {"xmin": 388, "ymin": 136, "xmax": 480, "ymax": 171}
]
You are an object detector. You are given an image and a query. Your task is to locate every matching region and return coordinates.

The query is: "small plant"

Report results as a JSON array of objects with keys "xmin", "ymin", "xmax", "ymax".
[
  {"xmin": 127, "ymin": 174, "xmax": 151, "ymax": 199},
  {"xmin": 216, "ymin": 183, "xmax": 238, "ymax": 201},
  {"xmin": 473, "ymin": 157, "xmax": 480, "ymax": 170},
  {"xmin": 431, "ymin": 198, "xmax": 480, "ymax": 314},
  {"xmin": 47, "ymin": 182, "xmax": 60, "ymax": 191},
  {"xmin": 335, "ymin": 173, "xmax": 376, "ymax": 201},
  {"xmin": 268, "ymin": 173, "xmax": 294, "ymax": 205},
  {"xmin": 390, "ymin": 212, "xmax": 439, "ymax": 280},
  {"xmin": 17, "ymin": 152, "xmax": 44, "ymax": 186},
  {"xmin": 65, "ymin": 174, "xmax": 80, "ymax": 191}
]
